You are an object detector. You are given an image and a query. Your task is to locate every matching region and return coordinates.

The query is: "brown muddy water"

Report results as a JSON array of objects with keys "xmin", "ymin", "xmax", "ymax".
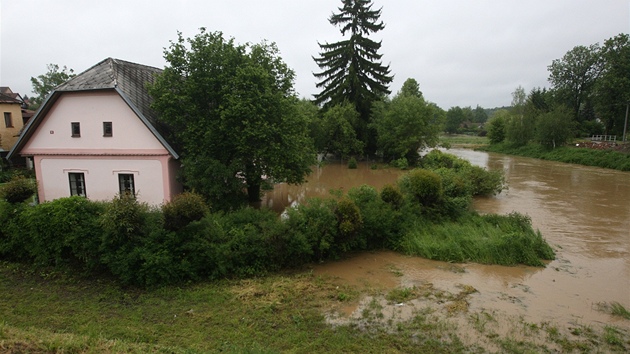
[{"xmin": 261, "ymin": 149, "xmax": 630, "ymax": 340}]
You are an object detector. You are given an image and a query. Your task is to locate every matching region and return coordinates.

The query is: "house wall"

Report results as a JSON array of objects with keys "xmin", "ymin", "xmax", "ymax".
[
  {"xmin": 21, "ymin": 91, "xmax": 165, "ymax": 154},
  {"xmin": 22, "ymin": 90, "xmax": 181, "ymax": 205},
  {"xmin": 0, "ymin": 102, "xmax": 25, "ymax": 151},
  {"xmin": 35, "ymin": 156, "xmax": 172, "ymax": 205}
]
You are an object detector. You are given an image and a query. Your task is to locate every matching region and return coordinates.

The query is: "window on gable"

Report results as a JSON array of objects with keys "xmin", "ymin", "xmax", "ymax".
[
  {"xmin": 118, "ymin": 174, "xmax": 135, "ymax": 197},
  {"xmin": 71, "ymin": 122, "xmax": 81, "ymax": 137},
  {"xmin": 103, "ymin": 122, "xmax": 113, "ymax": 137},
  {"xmin": 69, "ymin": 173, "xmax": 86, "ymax": 197},
  {"xmin": 4, "ymin": 112, "xmax": 13, "ymax": 128}
]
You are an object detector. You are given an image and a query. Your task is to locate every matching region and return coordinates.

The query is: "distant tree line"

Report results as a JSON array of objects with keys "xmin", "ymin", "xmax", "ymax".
[{"xmin": 485, "ymin": 33, "xmax": 629, "ymax": 148}]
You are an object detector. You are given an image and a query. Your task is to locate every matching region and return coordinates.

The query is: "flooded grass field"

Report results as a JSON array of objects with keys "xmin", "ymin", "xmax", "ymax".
[{"xmin": 264, "ymin": 149, "xmax": 630, "ymax": 350}]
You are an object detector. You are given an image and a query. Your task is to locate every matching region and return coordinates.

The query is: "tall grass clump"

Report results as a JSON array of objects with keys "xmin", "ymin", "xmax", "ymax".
[{"xmin": 400, "ymin": 212, "xmax": 555, "ymax": 266}]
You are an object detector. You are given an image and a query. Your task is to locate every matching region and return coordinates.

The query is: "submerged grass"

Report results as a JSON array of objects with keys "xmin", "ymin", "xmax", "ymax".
[
  {"xmin": 1, "ymin": 260, "xmax": 628, "ymax": 353},
  {"xmin": 399, "ymin": 212, "xmax": 555, "ymax": 266}
]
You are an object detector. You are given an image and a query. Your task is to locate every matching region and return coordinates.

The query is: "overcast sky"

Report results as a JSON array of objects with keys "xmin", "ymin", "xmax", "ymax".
[{"xmin": 1, "ymin": 0, "xmax": 628, "ymax": 109}]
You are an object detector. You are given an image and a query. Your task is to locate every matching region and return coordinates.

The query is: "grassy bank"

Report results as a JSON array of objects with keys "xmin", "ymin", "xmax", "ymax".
[
  {"xmin": 439, "ymin": 134, "xmax": 489, "ymax": 147},
  {"xmin": 479, "ymin": 142, "xmax": 630, "ymax": 171},
  {"xmin": 1, "ymin": 261, "xmax": 628, "ymax": 353}
]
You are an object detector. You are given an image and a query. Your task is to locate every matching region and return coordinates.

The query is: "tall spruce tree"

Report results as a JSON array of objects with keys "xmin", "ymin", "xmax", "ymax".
[{"xmin": 313, "ymin": 0, "xmax": 393, "ymax": 153}]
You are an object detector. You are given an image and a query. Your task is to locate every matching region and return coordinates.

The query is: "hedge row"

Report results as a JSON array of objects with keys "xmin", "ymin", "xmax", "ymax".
[{"xmin": 0, "ymin": 151, "xmax": 547, "ymax": 288}]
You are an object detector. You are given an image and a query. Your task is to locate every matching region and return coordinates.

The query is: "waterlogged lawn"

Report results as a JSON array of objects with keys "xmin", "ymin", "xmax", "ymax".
[{"xmin": 1, "ymin": 261, "xmax": 628, "ymax": 353}]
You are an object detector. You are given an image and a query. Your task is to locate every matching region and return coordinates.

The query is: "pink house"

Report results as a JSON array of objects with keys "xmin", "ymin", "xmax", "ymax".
[{"xmin": 7, "ymin": 58, "xmax": 182, "ymax": 205}]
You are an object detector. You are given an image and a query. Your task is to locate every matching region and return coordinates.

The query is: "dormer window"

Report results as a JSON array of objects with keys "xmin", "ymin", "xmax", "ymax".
[
  {"xmin": 71, "ymin": 122, "xmax": 81, "ymax": 137},
  {"xmin": 103, "ymin": 122, "xmax": 113, "ymax": 137}
]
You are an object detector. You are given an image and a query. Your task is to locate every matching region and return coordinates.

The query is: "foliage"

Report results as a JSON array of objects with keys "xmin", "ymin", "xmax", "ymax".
[
  {"xmin": 334, "ymin": 197, "xmax": 363, "ymax": 252},
  {"xmin": 486, "ymin": 110, "xmax": 509, "ymax": 144},
  {"xmin": 0, "ymin": 176, "xmax": 36, "ymax": 204},
  {"xmin": 535, "ymin": 105, "xmax": 575, "ymax": 148},
  {"xmin": 548, "ymin": 43, "xmax": 603, "ymax": 123},
  {"xmin": 400, "ymin": 212, "xmax": 555, "ymax": 266},
  {"xmin": 444, "ymin": 106, "xmax": 465, "ymax": 134},
  {"xmin": 371, "ymin": 78, "xmax": 442, "ymax": 163},
  {"xmin": 390, "ymin": 157, "xmax": 409, "ymax": 169},
  {"xmin": 313, "ymin": 0, "xmax": 393, "ymax": 153},
  {"xmin": 284, "ymin": 198, "xmax": 338, "ymax": 261},
  {"xmin": 149, "ymin": 29, "xmax": 315, "ymax": 209},
  {"xmin": 318, "ymin": 102, "xmax": 364, "ymax": 158},
  {"xmin": 593, "ymin": 33, "xmax": 630, "ymax": 136},
  {"xmin": 380, "ymin": 183, "xmax": 404, "ymax": 210},
  {"xmin": 398, "ymin": 169, "xmax": 443, "ymax": 207},
  {"xmin": 20, "ymin": 197, "xmax": 105, "ymax": 269},
  {"xmin": 29, "ymin": 63, "xmax": 75, "ymax": 109},
  {"xmin": 347, "ymin": 157, "xmax": 358, "ymax": 169},
  {"xmin": 162, "ymin": 191, "xmax": 209, "ymax": 231},
  {"xmin": 505, "ymin": 86, "xmax": 537, "ymax": 146}
]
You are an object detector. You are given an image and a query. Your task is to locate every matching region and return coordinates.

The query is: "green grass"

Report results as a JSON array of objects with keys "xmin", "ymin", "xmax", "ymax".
[
  {"xmin": 480, "ymin": 142, "xmax": 630, "ymax": 171},
  {"xmin": 1, "ymin": 261, "xmax": 628, "ymax": 353},
  {"xmin": 439, "ymin": 134, "xmax": 489, "ymax": 147},
  {"xmin": 399, "ymin": 213, "xmax": 555, "ymax": 267}
]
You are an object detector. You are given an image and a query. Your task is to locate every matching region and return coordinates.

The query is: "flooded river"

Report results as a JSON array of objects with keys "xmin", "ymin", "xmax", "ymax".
[{"xmin": 262, "ymin": 149, "xmax": 630, "ymax": 334}]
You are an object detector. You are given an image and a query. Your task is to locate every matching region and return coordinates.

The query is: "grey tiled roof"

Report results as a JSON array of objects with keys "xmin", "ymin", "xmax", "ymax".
[
  {"xmin": 7, "ymin": 58, "xmax": 179, "ymax": 160},
  {"xmin": 57, "ymin": 58, "xmax": 162, "ymax": 125}
]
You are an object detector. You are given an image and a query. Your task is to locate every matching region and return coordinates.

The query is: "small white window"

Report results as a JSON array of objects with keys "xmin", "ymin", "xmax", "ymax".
[
  {"xmin": 69, "ymin": 173, "xmax": 86, "ymax": 197},
  {"xmin": 118, "ymin": 174, "xmax": 135, "ymax": 196}
]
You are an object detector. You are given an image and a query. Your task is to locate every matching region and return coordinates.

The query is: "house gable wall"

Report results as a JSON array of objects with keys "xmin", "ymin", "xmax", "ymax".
[
  {"xmin": 21, "ymin": 91, "xmax": 166, "ymax": 155},
  {"xmin": 0, "ymin": 102, "xmax": 25, "ymax": 151}
]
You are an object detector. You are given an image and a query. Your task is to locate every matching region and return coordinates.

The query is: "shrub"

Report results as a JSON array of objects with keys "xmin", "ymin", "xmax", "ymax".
[
  {"xmin": 21, "ymin": 197, "xmax": 105, "ymax": 269},
  {"xmin": 162, "ymin": 192, "xmax": 209, "ymax": 231},
  {"xmin": 390, "ymin": 157, "xmax": 409, "ymax": 169},
  {"xmin": 0, "ymin": 176, "xmax": 36, "ymax": 204},
  {"xmin": 350, "ymin": 185, "xmax": 406, "ymax": 249},
  {"xmin": 284, "ymin": 198, "xmax": 337, "ymax": 261},
  {"xmin": 0, "ymin": 200, "xmax": 28, "ymax": 260},
  {"xmin": 334, "ymin": 198, "xmax": 363, "ymax": 252},
  {"xmin": 347, "ymin": 157, "xmax": 358, "ymax": 169},
  {"xmin": 380, "ymin": 184, "xmax": 404, "ymax": 210},
  {"xmin": 463, "ymin": 165, "xmax": 506, "ymax": 196},
  {"xmin": 398, "ymin": 169, "xmax": 443, "ymax": 207},
  {"xmin": 420, "ymin": 149, "xmax": 471, "ymax": 171}
]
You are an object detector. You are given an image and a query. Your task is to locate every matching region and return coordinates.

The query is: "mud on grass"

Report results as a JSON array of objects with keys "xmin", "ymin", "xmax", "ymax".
[{"xmin": 1, "ymin": 261, "xmax": 628, "ymax": 353}]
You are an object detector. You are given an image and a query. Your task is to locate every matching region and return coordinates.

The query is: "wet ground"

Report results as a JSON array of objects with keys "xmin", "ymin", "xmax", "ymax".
[{"xmin": 263, "ymin": 149, "xmax": 630, "ymax": 349}]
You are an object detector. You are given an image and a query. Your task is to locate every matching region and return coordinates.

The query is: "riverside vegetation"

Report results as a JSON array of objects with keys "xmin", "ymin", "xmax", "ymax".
[
  {"xmin": 0, "ymin": 151, "xmax": 573, "ymax": 352},
  {"xmin": 0, "ymin": 150, "xmax": 553, "ymax": 287}
]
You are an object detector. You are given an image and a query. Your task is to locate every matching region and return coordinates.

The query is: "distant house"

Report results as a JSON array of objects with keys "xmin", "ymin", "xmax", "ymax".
[
  {"xmin": 7, "ymin": 58, "xmax": 182, "ymax": 205},
  {"xmin": 0, "ymin": 87, "xmax": 28, "ymax": 153}
]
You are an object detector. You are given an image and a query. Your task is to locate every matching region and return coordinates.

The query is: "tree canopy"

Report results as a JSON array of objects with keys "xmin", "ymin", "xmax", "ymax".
[
  {"xmin": 149, "ymin": 29, "xmax": 315, "ymax": 210},
  {"xmin": 371, "ymin": 78, "xmax": 442, "ymax": 163},
  {"xmin": 30, "ymin": 64, "xmax": 75, "ymax": 109},
  {"xmin": 313, "ymin": 0, "xmax": 393, "ymax": 153}
]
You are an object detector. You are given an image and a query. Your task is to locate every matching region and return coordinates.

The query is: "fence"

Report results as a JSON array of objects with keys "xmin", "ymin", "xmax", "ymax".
[{"xmin": 591, "ymin": 135, "xmax": 617, "ymax": 143}]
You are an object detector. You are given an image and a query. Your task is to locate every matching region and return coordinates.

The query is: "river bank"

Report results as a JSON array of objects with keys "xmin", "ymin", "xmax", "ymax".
[{"xmin": 478, "ymin": 141, "xmax": 630, "ymax": 171}]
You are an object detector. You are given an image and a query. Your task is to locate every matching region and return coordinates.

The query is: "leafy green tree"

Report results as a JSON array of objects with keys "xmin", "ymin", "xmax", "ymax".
[
  {"xmin": 30, "ymin": 64, "xmax": 75, "ymax": 109},
  {"xmin": 486, "ymin": 109, "xmax": 509, "ymax": 144},
  {"xmin": 444, "ymin": 106, "xmax": 464, "ymax": 134},
  {"xmin": 149, "ymin": 29, "xmax": 315, "ymax": 209},
  {"xmin": 535, "ymin": 105, "xmax": 574, "ymax": 148},
  {"xmin": 548, "ymin": 44, "xmax": 603, "ymax": 122},
  {"xmin": 472, "ymin": 105, "xmax": 488, "ymax": 123},
  {"xmin": 593, "ymin": 33, "xmax": 630, "ymax": 137},
  {"xmin": 313, "ymin": 0, "xmax": 393, "ymax": 153},
  {"xmin": 505, "ymin": 86, "xmax": 536, "ymax": 146},
  {"xmin": 319, "ymin": 103, "xmax": 364, "ymax": 158},
  {"xmin": 371, "ymin": 78, "xmax": 441, "ymax": 163}
]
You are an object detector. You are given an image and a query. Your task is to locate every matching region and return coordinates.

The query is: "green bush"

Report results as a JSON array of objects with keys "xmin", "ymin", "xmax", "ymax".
[
  {"xmin": 162, "ymin": 192, "xmax": 210, "ymax": 231},
  {"xmin": 0, "ymin": 200, "xmax": 28, "ymax": 260},
  {"xmin": 390, "ymin": 157, "xmax": 409, "ymax": 169},
  {"xmin": 398, "ymin": 169, "xmax": 443, "ymax": 207},
  {"xmin": 463, "ymin": 165, "xmax": 506, "ymax": 196},
  {"xmin": 21, "ymin": 197, "xmax": 105, "ymax": 269},
  {"xmin": 420, "ymin": 149, "xmax": 471, "ymax": 171},
  {"xmin": 284, "ymin": 198, "xmax": 338, "ymax": 261},
  {"xmin": 350, "ymin": 185, "xmax": 406, "ymax": 249},
  {"xmin": 334, "ymin": 198, "xmax": 363, "ymax": 252},
  {"xmin": 380, "ymin": 184, "xmax": 404, "ymax": 210},
  {"xmin": 0, "ymin": 176, "xmax": 36, "ymax": 204},
  {"xmin": 347, "ymin": 157, "xmax": 358, "ymax": 169}
]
